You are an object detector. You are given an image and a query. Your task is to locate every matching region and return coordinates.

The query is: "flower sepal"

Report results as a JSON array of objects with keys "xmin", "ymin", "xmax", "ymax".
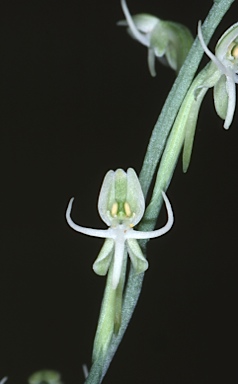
[
  {"xmin": 92, "ymin": 238, "xmax": 114, "ymax": 276},
  {"xmin": 213, "ymin": 74, "xmax": 229, "ymax": 120}
]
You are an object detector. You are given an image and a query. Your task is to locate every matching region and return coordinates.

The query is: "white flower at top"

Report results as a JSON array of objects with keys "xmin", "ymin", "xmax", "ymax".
[
  {"xmin": 66, "ymin": 168, "xmax": 174, "ymax": 290},
  {"xmin": 198, "ymin": 21, "xmax": 238, "ymax": 129},
  {"xmin": 118, "ymin": 0, "xmax": 193, "ymax": 76}
]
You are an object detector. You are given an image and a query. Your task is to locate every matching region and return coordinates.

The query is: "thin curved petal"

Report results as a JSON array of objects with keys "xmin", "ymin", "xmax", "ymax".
[
  {"xmin": 66, "ymin": 198, "xmax": 113, "ymax": 238},
  {"xmin": 198, "ymin": 21, "xmax": 228, "ymax": 77},
  {"xmin": 126, "ymin": 191, "xmax": 174, "ymax": 239},
  {"xmin": 120, "ymin": 0, "xmax": 149, "ymax": 47}
]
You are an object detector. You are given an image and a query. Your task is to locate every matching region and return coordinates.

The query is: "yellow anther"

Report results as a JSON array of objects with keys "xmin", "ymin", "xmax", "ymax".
[
  {"xmin": 124, "ymin": 202, "xmax": 131, "ymax": 217},
  {"xmin": 111, "ymin": 202, "xmax": 118, "ymax": 217},
  {"xmin": 231, "ymin": 44, "xmax": 238, "ymax": 59}
]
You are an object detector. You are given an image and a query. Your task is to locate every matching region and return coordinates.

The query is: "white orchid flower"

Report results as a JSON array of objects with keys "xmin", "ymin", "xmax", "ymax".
[
  {"xmin": 198, "ymin": 21, "xmax": 238, "ymax": 129},
  {"xmin": 66, "ymin": 168, "xmax": 174, "ymax": 290},
  {"xmin": 118, "ymin": 0, "xmax": 193, "ymax": 76}
]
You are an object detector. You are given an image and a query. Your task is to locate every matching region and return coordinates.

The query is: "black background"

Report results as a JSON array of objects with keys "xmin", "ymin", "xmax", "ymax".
[{"xmin": 0, "ymin": 0, "xmax": 238, "ymax": 383}]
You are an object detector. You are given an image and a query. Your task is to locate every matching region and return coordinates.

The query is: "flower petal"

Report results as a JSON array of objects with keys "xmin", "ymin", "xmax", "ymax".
[
  {"xmin": 66, "ymin": 198, "xmax": 112, "ymax": 238},
  {"xmin": 92, "ymin": 239, "xmax": 114, "ymax": 276},
  {"xmin": 215, "ymin": 22, "xmax": 238, "ymax": 62},
  {"xmin": 98, "ymin": 170, "xmax": 115, "ymax": 226},
  {"xmin": 114, "ymin": 168, "xmax": 127, "ymax": 203},
  {"xmin": 224, "ymin": 75, "xmax": 237, "ymax": 129},
  {"xmin": 213, "ymin": 74, "xmax": 228, "ymax": 120},
  {"xmin": 127, "ymin": 191, "xmax": 173, "ymax": 239},
  {"xmin": 127, "ymin": 238, "xmax": 148, "ymax": 274},
  {"xmin": 126, "ymin": 168, "xmax": 145, "ymax": 225}
]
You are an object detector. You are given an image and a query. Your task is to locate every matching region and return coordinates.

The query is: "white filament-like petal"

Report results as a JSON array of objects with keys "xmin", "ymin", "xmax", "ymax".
[
  {"xmin": 66, "ymin": 198, "xmax": 115, "ymax": 239},
  {"xmin": 126, "ymin": 191, "xmax": 174, "ymax": 239},
  {"xmin": 120, "ymin": 0, "xmax": 149, "ymax": 47},
  {"xmin": 198, "ymin": 21, "xmax": 229, "ymax": 78}
]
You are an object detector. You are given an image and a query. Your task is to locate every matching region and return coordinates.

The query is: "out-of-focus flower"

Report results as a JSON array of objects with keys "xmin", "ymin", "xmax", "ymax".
[{"xmin": 118, "ymin": 0, "xmax": 193, "ymax": 76}]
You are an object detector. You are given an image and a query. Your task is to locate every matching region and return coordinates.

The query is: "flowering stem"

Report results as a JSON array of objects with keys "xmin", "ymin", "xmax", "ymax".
[
  {"xmin": 85, "ymin": 0, "xmax": 235, "ymax": 382},
  {"xmin": 139, "ymin": 0, "xmax": 235, "ymax": 199}
]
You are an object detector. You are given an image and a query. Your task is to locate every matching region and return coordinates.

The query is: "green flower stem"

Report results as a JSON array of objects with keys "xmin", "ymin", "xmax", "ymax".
[
  {"xmin": 91, "ymin": 251, "xmax": 128, "ymax": 365},
  {"xmin": 85, "ymin": 0, "xmax": 235, "ymax": 382}
]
